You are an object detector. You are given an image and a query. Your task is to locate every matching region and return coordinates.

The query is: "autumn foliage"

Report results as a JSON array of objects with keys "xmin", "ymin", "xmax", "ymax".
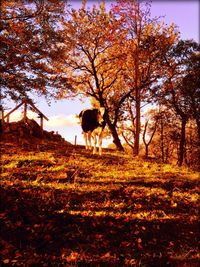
[
  {"xmin": 0, "ymin": 1, "xmax": 199, "ymax": 264},
  {"xmin": 1, "ymin": 0, "xmax": 199, "ymax": 165}
]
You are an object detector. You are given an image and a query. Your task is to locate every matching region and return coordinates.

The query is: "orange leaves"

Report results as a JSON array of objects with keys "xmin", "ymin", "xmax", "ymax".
[
  {"xmin": 66, "ymin": 252, "xmax": 79, "ymax": 262},
  {"xmin": 1, "ymin": 0, "xmax": 69, "ymax": 101},
  {"xmin": 3, "ymin": 259, "xmax": 10, "ymax": 264},
  {"xmin": 81, "ymin": 210, "xmax": 90, "ymax": 217},
  {"xmin": 137, "ymin": 238, "xmax": 143, "ymax": 249},
  {"xmin": 170, "ymin": 200, "xmax": 177, "ymax": 208},
  {"xmin": 61, "ymin": 2, "xmax": 127, "ymax": 101},
  {"xmin": 101, "ymin": 251, "xmax": 111, "ymax": 259}
]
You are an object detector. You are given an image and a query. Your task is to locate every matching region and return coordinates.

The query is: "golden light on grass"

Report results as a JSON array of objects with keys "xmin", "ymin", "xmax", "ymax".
[{"xmin": 1, "ymin": 146, "xmax": 199, "ymax": 266}]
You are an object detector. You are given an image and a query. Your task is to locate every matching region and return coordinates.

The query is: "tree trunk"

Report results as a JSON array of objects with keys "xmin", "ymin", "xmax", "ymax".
[
  {"xmin": 178, "ymin": 118, "xmax": 187, "ymax": 166},
  {"xmin": 133, "ymin": 2, "xmax": 141, "ymax": 156},
  {"xmin": 133, "ymin": 47, "xmax": 141, "ymax": 156},
  {"xmin": 134, "ymin": 87, "xmax": 140, "ymax": 155},
  {"xmin": 160, "ymin": 118, "xmax": 165, "ymax": 163},
  {"xmin": 143, "ymin": 120, "xmax": 157, "ymax": 159},
  {"xmin": 145, "ymin": 144, "xmax": 148, "ymax": 159},
  {"xmin": 195, "ymin": 118, "xmax": 200, "ymax": 148},
  {"xmin": 196, "ymin": 119, "xmax": 200, "ymax": 170},
  {"xmin": 106, "ymin": 119, "xmax": 124, "ymax": 151},
  {"xmin": 0, "ymin": 105, "xmax": 4, "ymax": 134}
]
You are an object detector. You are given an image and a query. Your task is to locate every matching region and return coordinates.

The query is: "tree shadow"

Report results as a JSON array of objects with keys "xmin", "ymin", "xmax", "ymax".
[{"xmin": 0, "ymin": 183, "xmax": 198, "ymax": 266}]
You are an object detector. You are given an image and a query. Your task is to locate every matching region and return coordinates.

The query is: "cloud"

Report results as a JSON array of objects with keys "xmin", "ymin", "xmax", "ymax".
[
  {"xmin": 45, "ymin": 114, "xmax": 80, "ymax": 128},
  {"xmin": 5, "ymin": 110, "xmax": 80, "ymax": 128}
]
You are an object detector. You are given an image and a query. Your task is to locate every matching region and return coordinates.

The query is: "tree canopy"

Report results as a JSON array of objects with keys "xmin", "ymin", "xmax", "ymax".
[{"xmin": 0, "ymin": 0, "xmax": 71, "ymax": 103}]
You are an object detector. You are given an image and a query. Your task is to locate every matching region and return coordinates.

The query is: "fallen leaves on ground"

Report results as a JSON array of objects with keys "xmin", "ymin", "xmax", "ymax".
[{"xmin": 0, "ymin": 141, "xmax": 199, "ymax": 266}]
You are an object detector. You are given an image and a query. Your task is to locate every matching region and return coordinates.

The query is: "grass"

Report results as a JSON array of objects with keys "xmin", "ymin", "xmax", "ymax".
[{"xmin": 0, "ymin": 142, "xmax": 199, "ymax": 266}]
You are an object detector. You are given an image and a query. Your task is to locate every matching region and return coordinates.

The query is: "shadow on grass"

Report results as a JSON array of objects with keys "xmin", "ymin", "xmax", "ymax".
[{"xmin": 0, "ymin": 183, "xmax": 199, "ymax": 266}]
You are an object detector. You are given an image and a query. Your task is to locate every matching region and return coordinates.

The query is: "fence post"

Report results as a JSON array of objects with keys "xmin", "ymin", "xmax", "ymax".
[
  {"xmin": 0, "ymin": 105, "xmax": 4, "ymax": 134},
  {"xmin": 75, "ymin": 135, "xmax": 77, "ymax": 146},
  {"xmin": 23, "ymin": 98, "xmax": 28, "ymax": 123},
  {"xmin": 38, "ymin": 113, "xmax": 44, "ymax": 135}
]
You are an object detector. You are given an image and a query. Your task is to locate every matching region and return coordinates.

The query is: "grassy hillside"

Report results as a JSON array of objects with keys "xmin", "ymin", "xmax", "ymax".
[{"xmin": 0, "ymin": 140, "xmax": 199, "ymax": 266}]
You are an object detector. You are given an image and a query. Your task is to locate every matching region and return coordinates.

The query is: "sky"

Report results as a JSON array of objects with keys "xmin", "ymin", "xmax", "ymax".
[{"xmin": 5, "ymin": 0, "xmax": 200, "ymax": 147}]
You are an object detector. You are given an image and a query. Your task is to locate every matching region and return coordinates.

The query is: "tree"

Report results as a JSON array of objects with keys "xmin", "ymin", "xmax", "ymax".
[
  {"xmin": 181, "ymin": 49, "xmax": 200, "ymax": 144},
  {"xmin": 155, "ymin": 40, "xmax": 200, "ymax": 166},
  {"xmin": 185, "ymin": 120, "xmax": 199, "ymax": 169},
  {"xmin": 59, "ymin": 2, "xmax": 129, "ymax": 150},
  {"xmin": 142, "ymin": 109, "xmax": 158, "ymax": 159},
  {"xmin": 112, "ymin": 0, "xmax": 179, "ymax": 155},
  {"xmin": 120, "ymin": 99, "xmax": 136, "ymax": 151},
  {"xmin": 154, "ymin": 108, "xmax": 179, "ymax": 163},
  {"xmin": 58, "ymin": 1, "xmax": 177, "ymax": 151},
  {"xmin": 0, "ymin": 0, "xmax": 71, "ymax": 104}
]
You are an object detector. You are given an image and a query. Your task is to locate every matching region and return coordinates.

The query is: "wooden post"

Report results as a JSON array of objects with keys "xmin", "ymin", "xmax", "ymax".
[
  {"xmin": 40, "ymin": 116, "xmax": 43, "ymax": 134},
  {"xmin": 23, "ymin": 98, "xmax": 27, "ymax": 123},
  {"xmin": 3, "ymin": 101, "xmax": 24, "ymax": 122},
  {"xmin": 38, "ymin": 113, "xmax": 44, "ymax": 135},
  {"xmin": 3, "ymin": 99, "xmax": 48, "ymax": 136},
  {"xmin": 29, "ymin": 102, "xmax": 48, "ymax": 121},
  {"xmin": 75, "ymin": 135, "xmax": 77, "ymax": 146},
  {"xmin": 0, "ymin": 105, "xmax": 4, "ymax": 134},
  {"xmin": 40, "ymin": 116, "xmax": 43, "ymax": 129}
]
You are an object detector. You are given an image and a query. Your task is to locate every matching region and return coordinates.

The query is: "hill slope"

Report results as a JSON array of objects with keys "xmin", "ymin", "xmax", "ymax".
[
  {"xmin": 1, "ymin": 118, "xmax": 72, "ymax": 149},
  {"xmin": 0, "ymin": 138, "xmax": 199, "ymax": 266}
]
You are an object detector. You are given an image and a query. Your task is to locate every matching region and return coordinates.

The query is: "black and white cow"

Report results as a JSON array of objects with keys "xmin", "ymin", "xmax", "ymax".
[{"xmin": 79, "ymin": 107, "xmax": 106, "ymax": 155}]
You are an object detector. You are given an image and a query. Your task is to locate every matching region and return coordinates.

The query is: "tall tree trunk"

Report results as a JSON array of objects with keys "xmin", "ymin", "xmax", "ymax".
[
  {"xmin": 106, "ymin": 117, "xmax": 124, "ymax": 151},
  {"xmin": 178, "ymin": 118, "xmax": 187, "ymax": 166},
  {"xmin": 143, "ymin": 120, "xmax": 157, "ymax": 159},
  {"xmin": 99, "ymin": 99, "xmax": 124, "ymax": 151},
  {"xmin": 133, "ymin": 39, "xmax": 141, "ymax": 156},
  {"xmin": 133, "ymin": 0, "xmax": 143, "ymax": 156},
  {"xmin": 195, "ymin": 118, "xmax": 200, "ymax": 148},
  {"xmin": 134, "ymin": 86, "xmax": 140, "ymax": 155},
  {"xmin": 160, "ymin": 117, "xmax": 165, "ymax": 162},
  {"xmin": 145, "ymin": 145, "xmax": 148, "ymax": 159},
  {"xmin": 196, "ymin": 119, "xmax": 200, "ymax": 170}
]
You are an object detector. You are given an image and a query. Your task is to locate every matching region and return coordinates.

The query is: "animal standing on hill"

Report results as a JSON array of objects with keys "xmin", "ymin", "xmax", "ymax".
[{"xmin": 79, "ymin": 107, "xmax": 106, "ymax": 155}]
